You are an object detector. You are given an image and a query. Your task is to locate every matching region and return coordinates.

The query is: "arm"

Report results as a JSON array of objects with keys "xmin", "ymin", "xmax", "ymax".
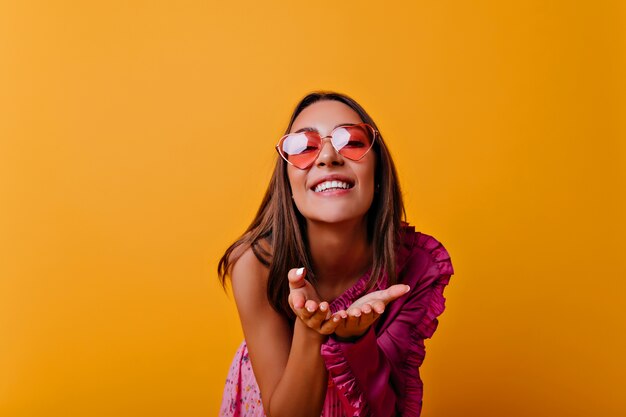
[
  {"xmin": 322, "ymin": 251, "xmax": 454, "ymax": 417},
  {"xmin": 230, "ymin": 247, "xmax": 328, "ymax": 417}
]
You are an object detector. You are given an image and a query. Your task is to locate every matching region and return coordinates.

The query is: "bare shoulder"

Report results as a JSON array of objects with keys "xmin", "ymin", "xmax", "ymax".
[
  {"xmin": 228, "ymin": 241, "xmax": 290, "ymax": 412},
  {"xmin": 228, "ymin": 237, "xmax": 272, "ymax": 271},
  {"xmin": 230, "ymin": 244, "xmax": 271, "ymax": 314}
]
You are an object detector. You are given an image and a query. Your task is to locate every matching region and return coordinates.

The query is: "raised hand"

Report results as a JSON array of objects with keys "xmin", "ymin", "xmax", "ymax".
[
  {"xmin": 287, "ymin": 267, "xmax": 344, "ymax": 335},
  {"xmin": 333, "ymin": 284, "xmax": 410, "ymax": 341}
]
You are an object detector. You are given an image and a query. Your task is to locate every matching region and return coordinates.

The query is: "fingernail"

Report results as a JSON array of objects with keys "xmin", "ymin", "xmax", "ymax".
[
  {"xmin": 405, "ymin": 285, "xmax": 411, "ymax": 293},
  {"xmin": 307, "ymin": 306, "xmax": 314, "ymax": 312},
  {"xmin": 333, "ymin": 316, "xmax": 340, "ymax": 322},
  {"xmin": 320, "ymin": 304, "xmax": 327, "ymax": 312},
  {"xmin": 296, "ymin": 267, "xmax": 304, "ymax": 276}
]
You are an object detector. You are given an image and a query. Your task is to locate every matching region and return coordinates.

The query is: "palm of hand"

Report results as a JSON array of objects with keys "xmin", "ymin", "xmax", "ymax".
[
  {"xmin": 288, "ymin": 275, "xmax": 321, "ymax": 309},
  {"xmin": 287, "ymin": 266, "xmax": 410, "ymax": 340},
  {"xmin": 333, "ymin": 285, "xmax": 410, "ymax": 340},
  {"xmin": 287, "ymin": 268, "xmax": 339, "ymax": 335}
]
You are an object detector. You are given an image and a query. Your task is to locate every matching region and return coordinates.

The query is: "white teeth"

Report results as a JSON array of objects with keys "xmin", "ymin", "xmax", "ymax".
[{"xmin": 314, "ymin": 180, "xmax": 352, "ymax": 193}]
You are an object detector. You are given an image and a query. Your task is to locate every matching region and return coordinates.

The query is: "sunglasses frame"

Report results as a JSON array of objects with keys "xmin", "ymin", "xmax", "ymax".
[{"xmin": 275, "ymin": 123, "xmax": 378, "ymax": 170}]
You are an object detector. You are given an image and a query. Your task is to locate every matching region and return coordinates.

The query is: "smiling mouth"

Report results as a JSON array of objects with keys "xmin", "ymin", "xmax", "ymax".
[{"xmin": 313, "ymin": 180, "xmax": 355, "ymax": 193}]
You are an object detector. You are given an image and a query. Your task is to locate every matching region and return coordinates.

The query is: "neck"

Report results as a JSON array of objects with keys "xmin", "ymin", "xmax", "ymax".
[{"xmin": 306, "ymin": 218, "xmax": 372, "ymax": 290}]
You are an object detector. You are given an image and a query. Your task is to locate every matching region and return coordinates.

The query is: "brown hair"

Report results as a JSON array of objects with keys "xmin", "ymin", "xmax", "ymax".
[{"xmin": 217, "ymin": 91, "xmax": 406, "ymax": 320}]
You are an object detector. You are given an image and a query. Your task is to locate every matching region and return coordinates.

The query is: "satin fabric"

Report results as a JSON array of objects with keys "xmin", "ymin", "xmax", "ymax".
[{"xmin": 220, "ymin": 225, "xmax": 455, "ymax": 417}]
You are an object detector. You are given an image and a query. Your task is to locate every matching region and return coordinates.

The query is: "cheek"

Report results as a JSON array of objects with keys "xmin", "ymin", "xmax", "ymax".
[
  {"xmin": 287, "ymin": 167, "xmax": 307, "ymax": 195},
  {"xmin": 359, "ymin": 155, "xmax": 377, "ymax": 191},
  {"xmin": 287, "ymin": 169, "xmax": 311, "ymax": 217}
]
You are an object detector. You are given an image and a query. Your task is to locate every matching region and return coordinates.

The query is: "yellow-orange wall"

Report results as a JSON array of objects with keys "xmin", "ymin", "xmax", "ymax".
[{"xmin": 1, "ymin": 1, "xmax": 624, "ymax": 416}]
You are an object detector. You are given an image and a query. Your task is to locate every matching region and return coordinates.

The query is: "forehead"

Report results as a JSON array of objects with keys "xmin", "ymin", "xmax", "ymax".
[{"xmin": 290, "ymin": 100, "xmax": 363, "ymax": 133}]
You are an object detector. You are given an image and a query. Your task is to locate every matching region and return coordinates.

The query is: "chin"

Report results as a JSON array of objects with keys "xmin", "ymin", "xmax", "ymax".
[
  {"xmin": 294, "ymin": 195, "xmax": 373, "ymax": 224},
  {"xmin": 305, "ymin": 208, "xmax": 371, "ymax": 226}
]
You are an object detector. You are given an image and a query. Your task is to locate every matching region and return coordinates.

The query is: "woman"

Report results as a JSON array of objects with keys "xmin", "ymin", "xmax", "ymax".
[{"xmin": 218, "ymin": 91, "xmax": 454, "ymax": 417}]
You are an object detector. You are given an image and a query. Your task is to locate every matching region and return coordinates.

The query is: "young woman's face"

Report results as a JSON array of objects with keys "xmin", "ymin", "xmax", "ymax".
[{"xmin": 287, "ymin": 100, "xmax": 377, "ymax": 225}]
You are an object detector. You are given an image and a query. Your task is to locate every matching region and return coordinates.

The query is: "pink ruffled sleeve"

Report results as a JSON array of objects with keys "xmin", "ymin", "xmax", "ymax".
[{"xmin": 320, "ymin": 231, "xmax": 454, "ymax": 417}]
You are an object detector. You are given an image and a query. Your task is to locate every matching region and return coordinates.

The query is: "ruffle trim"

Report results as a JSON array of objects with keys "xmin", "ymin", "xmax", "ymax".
[
  {"xmin": 321, "ymin": 329, "xmax": 374, "ymax": 417},
  {"xmin": 321, "ymin": 226, "xmax": 417, "ymax": 416},
  {"xmin": 328, "ymin": 224, "xmax": 419, "ymax": 314},
  {"xmin": 402, "ymin": 327, "xmax": 426, "ymax": 416},
  {"xmin": 328, "ymin": 270, "xmax": 374, "ymax": 314},
  {"xmin": 402, "ymin": 231, "xmax": 454, "ymax": 415},
  {"xmin": 323, "ymin": 227, "xmax": 454, "ymax": 417},
  {"xmin": 413, "ymin": 231, "xmax": 454, "ymax": 339}
]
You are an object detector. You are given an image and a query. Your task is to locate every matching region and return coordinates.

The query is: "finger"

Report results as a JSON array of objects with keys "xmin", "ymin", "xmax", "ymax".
[
  {"xmin": 319, "ymin": 313, "xmax": 344, "ymax": 335},
  {"xmin": 305, "ymin": 299, "xmax": 319, "ymax": 313},
  {"xmin": 346, "ymin": 307, "xmax": 361, "ymax": 328},
  {"xmin": 359, "ymin": 304, "xmax": 380, "ymax": 329},
  {"xmin": 361, "ymin": 303, "xmax": 372, "ymax": 315},
  {"xmin": 301, "ymin": 299, "xmax": 319, "ymax": 319},
  {"xmin": 287, "ymin": 267, "xmax": 307, "ymax": 290},
  {"xmin": 290, "ymin": 292, "xmax": 306, "ymax": 309},
  {"xmin": 334, "ymin": 309, "xmax": 348, "ymax": 319},
  {"xmin": 347, "ymin": 306, "xmax": 362, "ymax": 318},
  {"xmin": 371, "ymin": 300, "xmax": 385, "ymax": 314},
  {"xmin": 307, "ymin": 301, "xmax": 330, "ymax": 329},
  {"xmin": 381, "ymin": 284, "xmax": 411, "ymax": 304},
  {"xmin": 319, "ymin": 301, "xmax": 332, "ymax": 320},
  {"xmin": 358, "ymin": 303, "xmax": 375, "ymax": 328}
]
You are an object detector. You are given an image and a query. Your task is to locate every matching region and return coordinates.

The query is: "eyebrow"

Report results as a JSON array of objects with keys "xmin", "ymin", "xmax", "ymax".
[{"xmin": 293, "ymin": 123, "xmax": 356, "ymax": 134}]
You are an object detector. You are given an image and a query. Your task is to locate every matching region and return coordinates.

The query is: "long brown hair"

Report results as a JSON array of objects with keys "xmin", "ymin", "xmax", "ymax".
[{"xmin": 217, "ymin": 91, "xmax": 406, "ymax": 320}]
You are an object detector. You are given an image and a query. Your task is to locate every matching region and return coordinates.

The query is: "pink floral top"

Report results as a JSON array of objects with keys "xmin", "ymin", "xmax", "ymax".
[{"xmin": 220, "ymin": 225, "xmax": 455, "ymax": 416}]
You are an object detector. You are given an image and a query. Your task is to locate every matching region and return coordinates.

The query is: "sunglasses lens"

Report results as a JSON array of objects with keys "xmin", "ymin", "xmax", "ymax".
[
  {"xmin": 279, "ymin": 131, "xmax": 320, "ymax": 169},
  {"xmin": 332, "ymin": 125, "xmax": 375, "ymax": 160},
  {"xmin": 278, "ymin": 125, "xmax": 375, "ymax": 169}
]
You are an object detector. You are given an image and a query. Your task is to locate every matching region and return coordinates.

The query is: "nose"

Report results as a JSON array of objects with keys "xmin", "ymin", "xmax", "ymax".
[{"xmin": 315, "ymin": 136, "xmax": 344, "ymax": 167}]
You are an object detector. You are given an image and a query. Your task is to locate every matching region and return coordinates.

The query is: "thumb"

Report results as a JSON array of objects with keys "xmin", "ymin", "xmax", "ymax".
[
  {"xmin": 287, "ymin": 267, "xmax": 307, "ymax": 290},
  {"xmin": 382, "ymin": 284, "xmax": 411, "ymax": 303}
]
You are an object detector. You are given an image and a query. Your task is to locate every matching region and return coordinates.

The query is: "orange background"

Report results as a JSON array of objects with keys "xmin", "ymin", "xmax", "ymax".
[{"xmin": 1, "ymin": 1, "xmax": 624, "ymax": 416}]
